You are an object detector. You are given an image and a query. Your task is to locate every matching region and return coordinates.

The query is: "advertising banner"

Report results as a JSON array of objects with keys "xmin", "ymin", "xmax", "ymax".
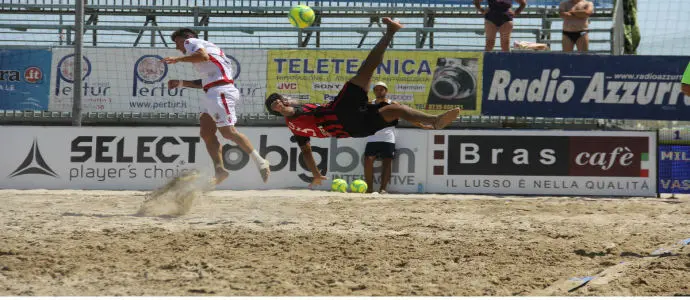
[
  {"xmin": 49, "ymin": 48, "xmax": 267, "ymax": 113},
  {"xmin": 482, "ymin": 52, "xmax": 690, "ymax": 120},
  {"xmin": 267, "ymin": 49, "xmax": 483, "ymax": 115},
  {"xmin": 426, "ymin": 130, "xmax": 657, "ymax": 196},
  {"xmin": 0, "ymin": 126, "xmax": 426, "ymax": 193},
  {"xmin": 218, "ymin": 127, "xmax": 427, "ymax": 193},
  {"xmin": 0, "ymin": 49, "xmax": 51, "ymax": 110},
  {"xmin": 658, "ymin": 145, "xmax": 690, "ymax": 193},
  {"xmin": 1, "ymin": 126, "xmax": 657, "ymax": 196}
]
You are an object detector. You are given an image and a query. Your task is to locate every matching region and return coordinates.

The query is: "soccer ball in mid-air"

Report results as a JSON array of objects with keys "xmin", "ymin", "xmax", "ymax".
[
  {"xmin": 331, "ymin": 178, "xmax": 348, "ymax": 193},
  {"xmin": 288, "ymin": 5, "xmax": 316, "ymax": 28},
  {"xmin": 350, "ymin": 179, "xmax": 368, "ymax": 193}
]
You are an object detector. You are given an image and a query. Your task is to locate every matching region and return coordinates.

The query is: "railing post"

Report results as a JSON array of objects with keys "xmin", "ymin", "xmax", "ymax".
[{"xmin": 72, "ymin": 0, "xmax": 84, "ymax": 127}]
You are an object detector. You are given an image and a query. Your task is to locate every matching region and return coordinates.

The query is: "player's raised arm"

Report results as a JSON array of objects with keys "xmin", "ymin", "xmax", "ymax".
[
  {"xmin": 167, "ymin": 79, "xmax": 203, "ymax": 90},
  {"xmin": 163, "ymin": 48, "xmax": 210, "ymax": 64},
  {"xmin": 571, "ymin": 1, "xmax": 593, "ymax": 18}
]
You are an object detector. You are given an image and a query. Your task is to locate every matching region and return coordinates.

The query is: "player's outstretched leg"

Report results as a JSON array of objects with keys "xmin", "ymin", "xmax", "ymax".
[
  {"xmin": 379, "ymin": 105, "xmax": 461, "ymax": 130},
  {"xmin": 348, "ymin": 17, "xmax": 403, "ymax": 92},
  {"xmin": 218, "ymin": 126, "xmax": 271, "ymax": 183}
]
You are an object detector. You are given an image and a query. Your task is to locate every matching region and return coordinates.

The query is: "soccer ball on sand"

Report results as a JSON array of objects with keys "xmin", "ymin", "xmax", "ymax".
[{"xmin": 331, "ymin": 178, "xmax": 348, "ymax": 193}]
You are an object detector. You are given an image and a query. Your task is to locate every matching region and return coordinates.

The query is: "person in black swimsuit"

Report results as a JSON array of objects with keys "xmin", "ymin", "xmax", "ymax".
[
  {"xmin": 559, "ymin": 0, "xmax": 594, "ymax": 52},
  {"xmin": 474, "ymin": 0, "xmax": 527, "ymax": 52}
]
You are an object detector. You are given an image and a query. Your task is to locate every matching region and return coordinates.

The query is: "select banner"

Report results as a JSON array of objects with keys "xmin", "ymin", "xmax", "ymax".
[
  {"xmin": 0, "ymin": 49, "xmax": 51, "ymax": 110},
  {"xmin": 658, "ymin": 145, "xmax": 690, "ymax": 193},
  {"xmin": 426, "ymin": 130, "xmax": 657, "ymax": 196},
  {"xmin": 482, "ymin": 52, "xmax": 690, "ymax": 120},
  {"xmin": 267, "ymin": 49, "xmax": 483, "ymax": 115}
]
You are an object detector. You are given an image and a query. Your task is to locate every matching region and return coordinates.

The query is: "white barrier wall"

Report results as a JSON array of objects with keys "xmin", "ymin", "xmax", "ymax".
[
  {"xmin": 0, "ymin": 126, "xmax": 425, "ymax": 193},
  {"xmin": 426, "ymin": 130, "xmax": 657, "ymax": 197},
  {"xmin": 0, "ymin": 126, "xmax": 657, "ymax": 196}
]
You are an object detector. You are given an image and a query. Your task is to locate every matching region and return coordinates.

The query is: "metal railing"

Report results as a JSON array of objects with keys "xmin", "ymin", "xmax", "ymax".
[
  {"xmin": 0, "ymin": 0, "xmax": 622, "ymax": 127},
  {"xmin": 0, "ymin": 0, "xmax": 615, "ymax": 8},
  {"xmin": 0, "ymin": 109, "xmax": 623, "ymax": 130},
  {"xmin": 610, "ymin": 0, "xmax": 625, "ymax": 55}
]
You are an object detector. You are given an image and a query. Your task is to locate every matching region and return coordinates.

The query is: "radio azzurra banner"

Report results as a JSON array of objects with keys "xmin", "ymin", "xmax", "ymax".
[
  {"xmin": 266, "ymin": 50, "xmax": 483, "ymax": 115},
  {"xmin": 482, "ymin": 52, "xmax": 690, "ymax": 120}
]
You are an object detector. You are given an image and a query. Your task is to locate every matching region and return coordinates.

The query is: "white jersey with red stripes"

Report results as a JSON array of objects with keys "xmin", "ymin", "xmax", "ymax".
[{"xmin": 183, "ymin": 38, "xmax": 234, "ymax": 91}]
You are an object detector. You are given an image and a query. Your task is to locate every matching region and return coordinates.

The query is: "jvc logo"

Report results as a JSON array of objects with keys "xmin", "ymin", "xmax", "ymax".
[
  {"xmin": 222, "ymin": 135, "xmax": 415, "ymax": 182},
  {"xmin": 71, "ymin": 136, "xmax": 200, "ymax": 163},
  {"xmin": 276, "ymin": 82, "xmax": 298, "ymax": 90}
]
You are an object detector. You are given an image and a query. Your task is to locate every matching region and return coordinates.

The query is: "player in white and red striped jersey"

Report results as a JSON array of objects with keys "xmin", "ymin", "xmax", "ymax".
[{"xmin": 162, "ymin": 28, "xmax": 270, "ymax": 185}]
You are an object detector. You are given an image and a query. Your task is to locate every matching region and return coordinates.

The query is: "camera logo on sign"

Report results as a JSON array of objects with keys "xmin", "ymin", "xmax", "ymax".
[{"xmin": 9, "ymin": 139, "xmax": 58, "ymax": 178}]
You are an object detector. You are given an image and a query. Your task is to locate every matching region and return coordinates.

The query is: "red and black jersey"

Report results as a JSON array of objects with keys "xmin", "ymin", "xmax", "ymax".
[{"xmin": 286, "ymin": 103, "xmax": 351, "ymax": 145}]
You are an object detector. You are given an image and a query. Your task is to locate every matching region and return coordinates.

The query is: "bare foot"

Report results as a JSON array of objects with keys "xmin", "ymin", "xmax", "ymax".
[
  {"xmin": 382, "ymin": 17, "xmax": 403, "ymax": 33},
  {"xmin": 434, "ymin": 108, "xmax": 461, "ymax": 129},
  {"xmin": 214, "ymin": 168, "xmax": 229, "ymax": 185}
]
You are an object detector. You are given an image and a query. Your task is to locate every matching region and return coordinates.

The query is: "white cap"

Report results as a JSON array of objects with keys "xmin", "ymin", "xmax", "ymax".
[{"xmin": 373, "ymin": 81, "xmax": 388, "ymax": 90}]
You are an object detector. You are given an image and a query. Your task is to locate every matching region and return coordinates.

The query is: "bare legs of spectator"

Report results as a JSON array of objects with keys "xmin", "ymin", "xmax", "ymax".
[
  {"xmin": 562, "ymin": 33, "xmax": 589, "ymax": 52},
  {"xmin": 484, "ymin": 20, "xmax": 513, "ymax": 52},
  {"xmin": 575, "ymin": 33, "xmax": 589, "ymax": 52}
]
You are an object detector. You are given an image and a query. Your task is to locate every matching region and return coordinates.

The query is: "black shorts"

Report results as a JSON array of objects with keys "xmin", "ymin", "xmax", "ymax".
[
  {"xmin": 364, "ymin": 142, "xmax": 396, "ymax": 159},
  {"xmin": 331, "ymin": 82, "xmax": 398, "ymax": 138}
]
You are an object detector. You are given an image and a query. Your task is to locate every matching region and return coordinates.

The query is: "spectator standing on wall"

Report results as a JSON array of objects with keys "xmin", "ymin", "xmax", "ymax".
[
  {"xmin": 682, "ymin": 61, "xmax": 690, "ymax": 96},
  {"xmin": 559, "ymin": 0, "xmax": 594, "ymax": 52},
  {"xmin": 474, "ymin": 0, "xmax": 527, "ymax": 52}
]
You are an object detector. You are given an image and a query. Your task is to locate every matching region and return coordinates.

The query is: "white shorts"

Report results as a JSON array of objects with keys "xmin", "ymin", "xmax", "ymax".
[{"xmin": 202, "ymin": 85, "xmax": 238, "ymax": 127}]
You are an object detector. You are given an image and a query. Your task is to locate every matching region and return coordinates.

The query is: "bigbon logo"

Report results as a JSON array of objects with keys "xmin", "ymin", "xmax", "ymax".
[{"xmin": 222, "ymin": 135, "xmax": 416, "ymax": 183}]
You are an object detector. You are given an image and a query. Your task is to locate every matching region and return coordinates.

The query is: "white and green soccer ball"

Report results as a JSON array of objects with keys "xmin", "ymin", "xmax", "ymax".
[
  {"xmin": 288, "ymin": 5, "xmax": 316, "ymax": 29},
  {"xmin": 331, "ymin": 178, "xmax": 348, "ymax": 193},
  {"xmin": 350, "ymin": 179, "xmax": 368, "ymax": 193}
]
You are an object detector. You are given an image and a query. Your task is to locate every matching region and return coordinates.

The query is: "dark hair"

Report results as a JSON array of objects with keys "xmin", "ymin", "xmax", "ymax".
[
  {"xmin": 265, "ymin": 93, "xmax": 284, "ymax": 116},
  {"xmin": 170, "ymin": 28, "xmax": 198, "ymax": 42}
]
